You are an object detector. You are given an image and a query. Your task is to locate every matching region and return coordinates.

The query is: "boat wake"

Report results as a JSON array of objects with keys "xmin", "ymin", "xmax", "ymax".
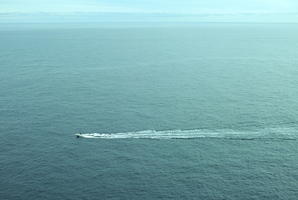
[{"xmin": 75, "ymin": 127, "xmax": 298, "ymax": 140}]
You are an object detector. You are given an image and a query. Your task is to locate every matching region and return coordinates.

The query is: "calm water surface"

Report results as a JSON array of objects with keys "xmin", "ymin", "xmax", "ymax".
[{"xmin": 1, "ymin": 23, "xmax": 298, "ymax": 199}]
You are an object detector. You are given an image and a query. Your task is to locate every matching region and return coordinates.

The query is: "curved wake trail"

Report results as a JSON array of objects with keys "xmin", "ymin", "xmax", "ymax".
[{"xmin": 75, "ymin": 128, "xmax": 298, "ymax": 140}]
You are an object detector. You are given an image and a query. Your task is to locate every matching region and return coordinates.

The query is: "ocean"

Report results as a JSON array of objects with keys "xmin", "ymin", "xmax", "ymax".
[{"xmin": 1, "ymin": 23, "xmax": 298, "ymax": 199}]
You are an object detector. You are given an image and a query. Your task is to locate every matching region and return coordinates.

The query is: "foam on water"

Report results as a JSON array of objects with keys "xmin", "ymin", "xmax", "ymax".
[{"xmin": 75, "ymin": 127, "xmax": 298, "ymax": 140}]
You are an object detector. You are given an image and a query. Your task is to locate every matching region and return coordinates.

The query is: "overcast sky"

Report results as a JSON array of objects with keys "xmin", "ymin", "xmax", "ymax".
[{"xmin": 1, "ymin": 0, "xmax": 298, "ymax": 23}]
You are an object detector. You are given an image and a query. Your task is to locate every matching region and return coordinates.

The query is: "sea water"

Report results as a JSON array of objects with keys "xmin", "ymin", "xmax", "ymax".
[{"xmin": 1, "ymin": 23, "xmax": 298, "ymax": 199}]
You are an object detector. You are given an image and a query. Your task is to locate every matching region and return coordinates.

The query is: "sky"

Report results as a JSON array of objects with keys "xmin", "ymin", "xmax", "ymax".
[{"xmin": 1, "ymin": 0, "xmax": 298, "ymax": 23}]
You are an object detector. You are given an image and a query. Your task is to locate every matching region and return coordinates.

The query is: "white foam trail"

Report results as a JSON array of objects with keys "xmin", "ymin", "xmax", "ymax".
[{"xmin": 75, "ymin": 128, "xmax": 298, "ymax": 140}]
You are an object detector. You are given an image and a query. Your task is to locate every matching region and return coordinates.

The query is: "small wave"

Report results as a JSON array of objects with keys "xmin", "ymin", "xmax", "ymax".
[{"xmin": 75, "ymin": 128, "xmax": 298, "ymax": 140}]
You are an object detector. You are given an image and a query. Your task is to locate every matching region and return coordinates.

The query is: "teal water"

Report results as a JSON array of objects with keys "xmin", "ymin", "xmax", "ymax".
[{"xmin": 1, "ymin": 24, "xmax": 298, "ymax": 199}]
